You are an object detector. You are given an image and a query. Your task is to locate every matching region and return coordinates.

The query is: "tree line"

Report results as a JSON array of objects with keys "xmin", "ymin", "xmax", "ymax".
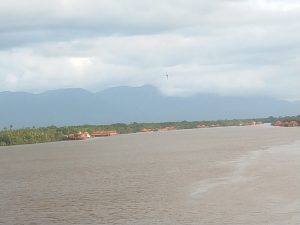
[{"xmin": 1, "ymin": 115, "xmax": 299, "ymax": 146}]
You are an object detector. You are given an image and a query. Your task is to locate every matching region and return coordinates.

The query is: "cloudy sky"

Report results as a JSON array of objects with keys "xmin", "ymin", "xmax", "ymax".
[{"xmin": 0, "ymin": 0, "xmax": 299, "ymax": 100}]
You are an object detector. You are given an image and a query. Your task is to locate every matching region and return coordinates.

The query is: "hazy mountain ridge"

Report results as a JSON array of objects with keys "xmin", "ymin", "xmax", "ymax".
[{"xmin": 1, "ymin": 85, "xmax": 299, "ymax": 128}]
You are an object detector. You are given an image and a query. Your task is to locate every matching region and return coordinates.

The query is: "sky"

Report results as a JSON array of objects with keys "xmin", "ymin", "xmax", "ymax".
[{"xmin": 0, "ymin": 0, "xmax": 299, "ymax": 100}]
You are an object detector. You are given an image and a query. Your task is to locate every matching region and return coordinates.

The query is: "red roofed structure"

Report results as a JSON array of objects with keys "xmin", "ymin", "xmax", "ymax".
[
  {"xmin": 68, "ymin": 132, "xmax": 91, "ymax": 140},
  {"xmin": 92, "ymin": 130, "xmax": 118, "ymax": 137}
]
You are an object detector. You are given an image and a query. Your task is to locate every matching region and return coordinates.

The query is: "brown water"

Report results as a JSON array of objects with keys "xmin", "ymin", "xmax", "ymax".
[{"xmin": 1, "ymin": 125, "xmax": 300, "ymax": 225}]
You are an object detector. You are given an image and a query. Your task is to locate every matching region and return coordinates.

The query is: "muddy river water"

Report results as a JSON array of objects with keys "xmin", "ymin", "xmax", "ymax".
[{"xmin": 1, "ymin": 125, "xmax": 300, "ymax": 225}]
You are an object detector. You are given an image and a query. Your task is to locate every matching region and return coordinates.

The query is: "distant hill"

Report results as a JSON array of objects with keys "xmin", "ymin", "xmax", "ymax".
[{"xmin": 1, "ymin": 85, "xmax": 300, "ymax": 128}]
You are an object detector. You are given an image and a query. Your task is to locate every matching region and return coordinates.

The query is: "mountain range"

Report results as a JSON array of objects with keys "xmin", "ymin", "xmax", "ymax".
[{"xmin": 1, "ymin": 85, "xmax": 299, "ymax": 128}]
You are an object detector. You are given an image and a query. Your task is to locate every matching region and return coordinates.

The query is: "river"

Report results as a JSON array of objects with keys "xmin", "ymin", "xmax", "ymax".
[{"xmin": 1, "ymin": 125, "xmax": 300, "ymax": 225}]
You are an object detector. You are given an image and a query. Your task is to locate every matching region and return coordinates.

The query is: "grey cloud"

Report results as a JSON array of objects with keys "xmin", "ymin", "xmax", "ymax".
[{"xmin": 0, "ymin": 0, "xmax": 300, "ymax": 100}]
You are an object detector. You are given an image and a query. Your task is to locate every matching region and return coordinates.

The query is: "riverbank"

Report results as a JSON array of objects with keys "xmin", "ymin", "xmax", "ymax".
[
  {"xmin": 2, "ymin": 114, "xmax": 300, "ymax": 146},
  {"xmin": 1, "ymin": 125, "xmax": 300, "ymax": 224},
  {"xmin": 0, "ymin": 118, "xmax": 262, "ymax": 146}
]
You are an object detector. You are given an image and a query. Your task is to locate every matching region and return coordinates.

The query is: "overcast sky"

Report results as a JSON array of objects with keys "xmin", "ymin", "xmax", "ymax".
[{"xmin": 0, "ymin": 0, "xmax": 299, "ymax": 100}]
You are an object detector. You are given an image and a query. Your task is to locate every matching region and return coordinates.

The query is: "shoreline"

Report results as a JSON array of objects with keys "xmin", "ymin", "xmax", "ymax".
[
  {"xmin": 1, "ymin": 114, "xmax": 299, "ymax": 146},
  {"xmin": 0, "ymin": 123, "xmax": 289, "ymax": 149}
]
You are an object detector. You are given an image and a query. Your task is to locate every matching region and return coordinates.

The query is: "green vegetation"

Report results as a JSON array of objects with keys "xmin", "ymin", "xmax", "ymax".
[
  {"xmin": 1, "ymin": 115, "xmax": 299, "ymax": 146},
  {"xmin": 257, "ymin": 115, "xmax": 300, "ymax": 125},
  {"xmin": 0, "ymin": 127, "xmax": 66, "ymax": 146},
  {"xmin": 275, "ymin": 115, "xmax": 300, "ymax": 123}
]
